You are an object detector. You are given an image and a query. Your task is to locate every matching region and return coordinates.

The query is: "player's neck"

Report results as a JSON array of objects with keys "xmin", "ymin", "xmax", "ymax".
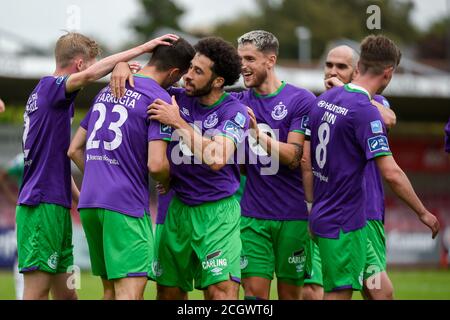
[
  {"xmin": 351, "ymin": 75, "xmax": 379, "ymax": 99},
  {"xmin": 137, "ymin": 66, "xmax": 164, "ymax": 85},
  {"xmin": 53, "ymin": 66, "xmax": 78, "ymax": 77},
  {"xmin": 198, "ymin": 89, "xmax": 225, "ymax": 106},
  {"xmin": 253, "ymin": 72, "xmax": 282, "ymax": 96}
]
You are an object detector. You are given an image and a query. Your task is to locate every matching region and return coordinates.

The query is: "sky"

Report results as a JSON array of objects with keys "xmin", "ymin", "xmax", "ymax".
[{"xmin": 0, "ymin": 0, "xmax": 448, "ymax": 51}]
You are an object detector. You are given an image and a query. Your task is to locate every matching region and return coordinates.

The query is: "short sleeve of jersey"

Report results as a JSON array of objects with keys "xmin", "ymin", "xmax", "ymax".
[
  {"xmin": 289, "ymin": 91, "xmax": 316, "ymax": 134},
  {"xmin": 148, "ymin": 92, "xmax": 173, "ymax": 142},
  {"xmin": 354, "ymin": 102, "xmax": 392, "ymax": 160},
  {"xmin": 373, "ymin": 95, "xmax": 391, "ymax": 109},
  {"xmin": 167, "ymin": 87, "xmax": 185, "ymax": 100},
  {"xmin": 148, "ymin": 120, "xmax": 173, "ymax": 142},
  {"xmin": 217, "ymin": 103, "xmax": 249, "ymax": 145},
  {"xmin": 47, "ymin": 75, "xmax": 78, "ymax": 109}
]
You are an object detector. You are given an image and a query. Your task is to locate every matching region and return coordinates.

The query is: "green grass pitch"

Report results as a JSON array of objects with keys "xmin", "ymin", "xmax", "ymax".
[{"xmin": 1, "ymin": 269, "xmax": 449, "ymax": 300}]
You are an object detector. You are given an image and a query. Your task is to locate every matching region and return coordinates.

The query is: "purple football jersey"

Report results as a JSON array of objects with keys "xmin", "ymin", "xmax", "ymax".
[
  {"xmin": 156, "ymin": 190, "xmax": 175, "ymax": 224},
  {"xmin": 78, "ymin": 75, "xmax": 171, "ymax": 217},
  {"xmin": 18, "ymin": 76, "xmax": 78, "ymax": 208},
  {"xmin": 232, "ymin": 82, "xmax": 316, "ymax": 220},
  {"xmin": 363, "ymin": 95, "xmax": 391, "ymax": 221},
  {"xmin": 164, "ymin": 87, "xmax": 249, "ymax": 206},
  {"xmin": 308, "ymin": 84, "xmax": 392, "ymax": 238},
  {"xmin": 445, "ymin": 117, "xmax": 450, "ymax": 153}
]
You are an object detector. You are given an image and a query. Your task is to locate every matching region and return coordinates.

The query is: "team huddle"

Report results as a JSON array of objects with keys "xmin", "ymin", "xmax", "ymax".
[{"xmin": 16, "ymin": 29, "xmax": 440, "ymax": 300}]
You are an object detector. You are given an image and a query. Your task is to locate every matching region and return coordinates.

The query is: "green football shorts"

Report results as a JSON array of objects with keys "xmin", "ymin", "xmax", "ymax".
[
  {"xmin": 240, "ymin": 217, "xmax": 309, "ymax": 286},
  {"xmin": 363, "ymin": 220, "xmax": 386, "ymax": 280},
  {"xmin": 79, "ymin": 208, "xmax": 153, "ymax": 280},
  {"xmin": 314, "ymin": 228, "xmax": 367, "ymax": 292},
  {"xmin": 16, "ymin": 203, "xmax": 73, "ymax": 274},
  {"xmin": 304, "ymin": 237, "xmax": 323, "ymax": 286},
  {"xmin": 155, "ymin": 195, "xmax": 241, "ymax": 292}
]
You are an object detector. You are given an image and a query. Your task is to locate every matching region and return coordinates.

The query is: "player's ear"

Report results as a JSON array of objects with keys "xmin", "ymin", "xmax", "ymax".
[
  {"xmin": 75, "ymin": 59, "xmax": 83, "ymax": 72},
  {"xmin": 213, "ymin": 76, "xmax": 225, "ymax": 89},
  {"xmin": 266, "ymin": 54, "xmax": 277, "ymax": 69}
]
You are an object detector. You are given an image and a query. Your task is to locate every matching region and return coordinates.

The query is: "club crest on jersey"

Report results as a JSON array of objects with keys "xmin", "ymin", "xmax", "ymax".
[
  {"xmin": 204, "ymin": 112, "xmax": 218, "ymax": 128},
  {"xmin": 271, "ymin": 102, "xmax": 288, "ymax": 120},
  {"xmin": 368, "ymin": 135, "xmax": 390, "ymax": 153},
  {"xmin": 370, "ymin": 120, "xmax": 383, "ymax": 134},
  {"xmin": 56, "ymin": 75, "xmax": 67, "ymax": 85}
]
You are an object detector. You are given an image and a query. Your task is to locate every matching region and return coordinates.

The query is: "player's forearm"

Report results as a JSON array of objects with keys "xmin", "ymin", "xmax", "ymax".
[
  {"xmin": 84, "ymin": 46, "xmax": 145, "ymax": 83},
  {"xmin": 68, "ymin": 148, "xmax": 85, "ymax": 173},
  {"xmin": 302, "ymin": 169, "xmax": 314, "ymax": 203},
  {"xmin": 257, "ymin": 132, "xmax": 302, "ymax": 168},
  {"xmin": 71, "ymin": 176, "xmax": 80, "ymax": 205},
  {"xmin": 383, "ymin": 167, "xmax": 428, "ymax": 218},
  {"xmin": 175, "ymin": 120, "xmax": 219, "ymax": 167}
]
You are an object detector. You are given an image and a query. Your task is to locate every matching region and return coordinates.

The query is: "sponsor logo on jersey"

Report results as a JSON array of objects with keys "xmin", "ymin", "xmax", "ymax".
[
  {"xmin": 368, "ymin": 135, "xmax": 390, "ymax": 153},
  {"xmin": 301, "ymin": 115, "xmax": 309, "ymax": 131},
  {"xmin": 160, "ymin": 123, "xmax": 172, "ymax": 135},
  {"xmin": 370, "ymin": 120, "xmax": 383, "ymax": 134},
  {"xmin": 234, "ymin": 112, "xmax": 246, "ymax": 128},
  {"xmin": 271, "ymin": 102, "xmax": 288, "ymax": 120},
  {"xmin": 204, "ymin": 112, "xmax": 218, "ymax": 128},
  {"xmin": 223, "ymin": 120, "xmax": 244, "ymax": 143}
]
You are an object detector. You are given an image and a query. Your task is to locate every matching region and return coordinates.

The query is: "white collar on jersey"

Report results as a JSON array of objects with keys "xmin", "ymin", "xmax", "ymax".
[{"xmin": 346, "ymin": 83, "xmax": 372, "ymax": 100}]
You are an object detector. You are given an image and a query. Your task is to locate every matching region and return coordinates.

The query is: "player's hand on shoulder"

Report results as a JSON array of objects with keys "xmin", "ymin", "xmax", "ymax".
[
  {"xmin": 111, "ymin": 62, "xmax": 134, "ymax": 98},
  {"xmin": 148, "ymin": 96, "xmax": 181, "ymax": 127}
]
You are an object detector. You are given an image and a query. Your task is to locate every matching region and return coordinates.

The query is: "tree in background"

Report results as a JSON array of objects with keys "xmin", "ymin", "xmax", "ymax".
[
  {"xmin": 213, "ymin": 0, "xmax": 419, "ymax": 61},
  {"xmin": 417, "ymin": 17, "xmax": 450, "ymax": 65},
  {"xmin": 132, "ymin": 0, "xmax": 184, "ymax": 40}
]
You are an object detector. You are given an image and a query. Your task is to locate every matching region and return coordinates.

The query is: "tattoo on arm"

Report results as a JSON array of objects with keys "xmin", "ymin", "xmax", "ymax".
[{"xmin": 288, "ymin": 142, "xmax": 303, "ymax": 170}]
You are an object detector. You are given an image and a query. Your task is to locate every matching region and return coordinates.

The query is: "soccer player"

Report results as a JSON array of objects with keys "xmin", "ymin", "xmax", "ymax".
[
  {"xmin": 16, "ymin": 32, "xmax": 179, "ymax": 300},
  {"xmin": 147, "ymin": 37, "xmax": 249, "ymax": 300},
  {"xmin": 302, "ymin": 45, "xmax": 397, "ymax": 300},
  {"xmin": 68, "ymin": 37, "xmax": 194, "ymax": 300},
  {"xmin": 231, "ymin": 30, "xmax": 315, "ymax": 300},
  {"xmin": 305, "ymin": 35, "xmax": 439, "ymax": 300}
]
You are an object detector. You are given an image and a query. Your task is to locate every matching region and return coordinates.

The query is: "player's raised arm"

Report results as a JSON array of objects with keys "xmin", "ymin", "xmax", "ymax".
[
  {"xmin": 375, "ymin": 155, "xmax": 440, "ymax": 238},
  {"xmin": 65, "ymin": 34, "xmax": 179, "ymax": 93},
  {"xmin": 67, "ymin": 127, "xmax": 87, "ymax": 173}
]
